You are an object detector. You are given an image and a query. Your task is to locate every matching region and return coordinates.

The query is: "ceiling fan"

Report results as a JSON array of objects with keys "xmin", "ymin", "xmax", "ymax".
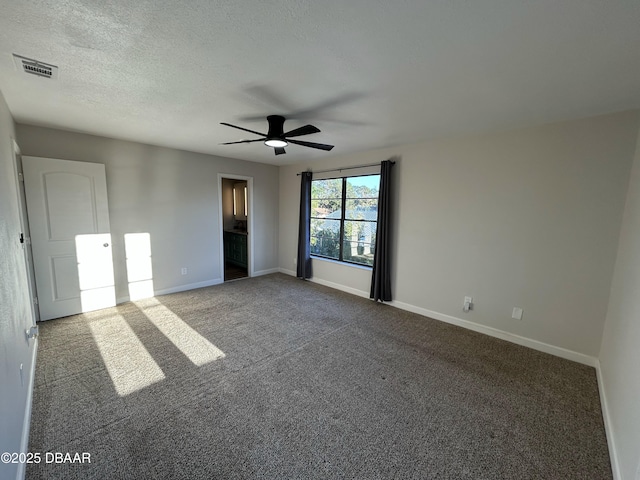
[{"xmin": 220, "ymin": 115, "xmax": 334, "ymax": 156}]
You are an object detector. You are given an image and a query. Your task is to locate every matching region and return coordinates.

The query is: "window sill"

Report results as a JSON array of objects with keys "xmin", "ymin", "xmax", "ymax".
[{"xmin": 311, "ymin": 255, "xmax": 373, "ymax": 271}]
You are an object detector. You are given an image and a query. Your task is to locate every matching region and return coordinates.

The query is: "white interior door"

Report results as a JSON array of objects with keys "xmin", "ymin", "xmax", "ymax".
[
  {"xmin": 12, "ymin": 141, "xmax": 39, "ymax": 323},
  {"xmin": 22, "ymin": 156, "xmax": 115, "ymax": 320}
]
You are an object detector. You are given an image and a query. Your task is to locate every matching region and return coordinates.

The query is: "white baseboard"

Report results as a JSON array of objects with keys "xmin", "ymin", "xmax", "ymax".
[
  {"xmin": 307, "ymin": 275, "xmax": 371, "ymax": 299},
  {"xmin": 154, "ymin": 279, "xmax": 224, "ymax": 296},
  {"xmin": 390, "ymin": 299, "xmax": 598, "ymax": 367},
  {"xmin": 595, "ymin": 361, "xmax": 621, "ymax": 480},
  {"xmin": 253, "ymin": 268, "xmax": 280, "ymax": 277},
  {"xmin": 279, "ymin": 269, "xmax": 371, "ymax": 300},
  {"xmin": 279, "ymin": 268, "xmax": 597, "ymax": 367},
  {"xmin": 17, "ymin": 340, "xmax": 38, "ymax": 480},
  {"xmin": 117, "ymin": 279, "xmax": 225, "ymax": 304},
  {"xmin": 115, "ymin": 269, "xmax": 284, "ymax": 305}
]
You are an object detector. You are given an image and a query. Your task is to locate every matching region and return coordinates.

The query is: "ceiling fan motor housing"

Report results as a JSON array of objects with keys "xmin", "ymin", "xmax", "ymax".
[{"xmin": 266, "ymin": 115, "xmax": 286, "ymax": 139}]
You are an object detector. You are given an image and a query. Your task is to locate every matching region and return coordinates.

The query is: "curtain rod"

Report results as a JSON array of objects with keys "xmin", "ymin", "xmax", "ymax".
[{"xmin": 296, "ymin": 160, "xmax": 395, "ymax": 176}]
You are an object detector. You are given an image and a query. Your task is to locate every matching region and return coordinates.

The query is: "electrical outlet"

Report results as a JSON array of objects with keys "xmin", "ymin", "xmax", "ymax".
[
  {"xmin": 463, "ymin": 296, "xmax": 473, "ymax": 312},
  {"xmin": 512, "ymin": 307, "xmax": 523, "ymax": 320},
  {"xmin": 181, "ymin": 267, "xmax": 188, "ymax": 275}
]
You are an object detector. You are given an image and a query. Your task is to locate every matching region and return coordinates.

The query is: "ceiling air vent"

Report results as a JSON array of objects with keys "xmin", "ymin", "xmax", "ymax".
[{"xmin": 13, "ymin": 54, "xmax": 58, "ymax": 80}]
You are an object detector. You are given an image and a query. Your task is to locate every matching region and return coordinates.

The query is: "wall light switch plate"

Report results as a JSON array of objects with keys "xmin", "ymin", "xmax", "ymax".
[{"xmin": 512, "ymin": 307, "xmax": 523, "ymax": 320}]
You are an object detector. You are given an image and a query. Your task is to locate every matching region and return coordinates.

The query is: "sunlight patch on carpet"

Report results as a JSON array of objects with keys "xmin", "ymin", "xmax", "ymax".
[
  {"xmin": 87, "ymin": 314, "xmax": 165, "ymax": 396},
  {"xmin": 136, "ymin": 297, "xmax": 226, "ymax": 366}
]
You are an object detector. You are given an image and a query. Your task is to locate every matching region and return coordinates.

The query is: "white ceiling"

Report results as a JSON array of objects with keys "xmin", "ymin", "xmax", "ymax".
[{"xmin": 1, "ymin": 0, "xmax": 639, "ymax": 166}]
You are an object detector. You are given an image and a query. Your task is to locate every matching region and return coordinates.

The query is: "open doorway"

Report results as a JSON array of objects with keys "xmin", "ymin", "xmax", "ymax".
[{"xmin": 219, "ymin": 175, "xmax": 253, "ymax": 282}]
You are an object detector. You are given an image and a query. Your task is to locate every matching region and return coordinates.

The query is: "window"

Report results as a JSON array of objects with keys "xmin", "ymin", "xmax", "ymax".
[{"xmin": 310, "ymin": 174, "xmax": 380, "ymax": 267}]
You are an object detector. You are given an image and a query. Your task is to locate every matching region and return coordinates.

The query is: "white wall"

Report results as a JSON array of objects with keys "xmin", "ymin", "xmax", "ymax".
[
  {"xmin": 0, "ymin": 93, "xmax": 36, "ymax": 480},
  {"xmin": 15, "ymin": 125, "xmax": 279, "ymax": 302},
  {"xmin": 279, "ymin": 111, "xmax": 640, "ymax": 359},
  {"xmin": 599, "ymin": 125, "xmax": 640, "ymax": 480}
]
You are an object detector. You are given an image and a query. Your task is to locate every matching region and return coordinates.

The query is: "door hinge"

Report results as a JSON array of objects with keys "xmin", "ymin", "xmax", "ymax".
[
  {"xmin": 18, "ymin": 172, "xmax": 24, "ymax": 182},
  {"xmin": 34, "ymin": 297, "xmax": 38, "ymax": 305},
  {"xmin": 26, "ymin": 325, "xmax": 39, "ymax": 339}
]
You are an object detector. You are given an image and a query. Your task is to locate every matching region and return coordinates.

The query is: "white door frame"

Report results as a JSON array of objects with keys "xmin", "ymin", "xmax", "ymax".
[
  {"xmin": 11, "ymin": 139, "xmax": 39, "ymax": 324},
  {"xmin": 217, "ymin": 173, "xmax": 254, "ymax": 280}
]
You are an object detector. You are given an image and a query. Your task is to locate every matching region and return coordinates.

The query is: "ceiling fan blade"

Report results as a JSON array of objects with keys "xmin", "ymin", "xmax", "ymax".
[
  {"xmin": 220, "ymin": 122, "xmax": 266, "ymax": 137},
  {"xmin": 283, "ymin": 124, "xmax": 320, "ymax": 138},
  {"xmin": 274, "ymin": 147, "xmax": 286, "ymax": 155},
  {"xmin": 220, "ymin": 139, "xmax": 264, "ymax": 145},
  {"xmin": 287, "ymin": 139, "xmax": 334, "ymax": 151}
]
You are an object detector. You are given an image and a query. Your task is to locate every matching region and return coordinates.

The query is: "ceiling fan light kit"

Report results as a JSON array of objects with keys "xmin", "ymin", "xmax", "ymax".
[
  {"xmin": 264, "ymin": 138, "xmax": 288, "ymax": 148},
  {"xmin": 221, "ymin": 114, "xmax": 334, "ymax": 156}
]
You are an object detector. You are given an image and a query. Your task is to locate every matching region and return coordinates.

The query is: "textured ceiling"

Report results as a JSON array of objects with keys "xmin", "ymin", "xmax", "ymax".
[{"xmin": 1, "ymin": 0, "xmax": 639, "ymax": 165}]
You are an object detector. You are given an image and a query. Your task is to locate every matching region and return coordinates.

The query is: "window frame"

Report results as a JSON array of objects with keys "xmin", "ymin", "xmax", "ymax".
[{"xmin": 310, "ymin": 173, "xmax": 380, "ymax": 268}]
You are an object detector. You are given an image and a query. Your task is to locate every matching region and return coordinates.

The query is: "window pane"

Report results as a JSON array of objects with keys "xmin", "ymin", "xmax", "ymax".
[
  {"xmin": 311, "ymin": 199, "xmax": 341, "ymax": 219},
  {"xmin": 345, "ymin": 199, "xmax": 378, "ymax": 220},
  {"xmin": 311, "ymin": 218, "xmax": 340, "ymax": 259},
  {"xmin": 346, "ymin": 175, "xmax": 379, "ymax": 198},
  {"xmin": 311, "ymin": 178, "xmax": 342, "ymax": 222},
  {"xmin": 345, "ymin": 175, "xmax": 379, "ymax": 222},
  {"xmin": 342, "ymin": 220, "xmax": 376, "ymax": 266},
  {"xmin": 312, "ymin": 179, "xmax": 342, "ymax": 200}
]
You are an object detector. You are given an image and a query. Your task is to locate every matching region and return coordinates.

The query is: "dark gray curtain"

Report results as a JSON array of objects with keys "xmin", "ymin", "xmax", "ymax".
[
  {"xmin": 296, "ymin": 171, "xmax": 313, "ymax": 279},
  {"xmin": 370, "ymin": 160, "xmax": 394, "ymax": 301}
]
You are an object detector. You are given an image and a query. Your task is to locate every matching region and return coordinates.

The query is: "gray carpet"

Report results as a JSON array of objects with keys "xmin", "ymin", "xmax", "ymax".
[{"xmin": 27, "ymin": 273, "xmax": 611, "ymax": 479}]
